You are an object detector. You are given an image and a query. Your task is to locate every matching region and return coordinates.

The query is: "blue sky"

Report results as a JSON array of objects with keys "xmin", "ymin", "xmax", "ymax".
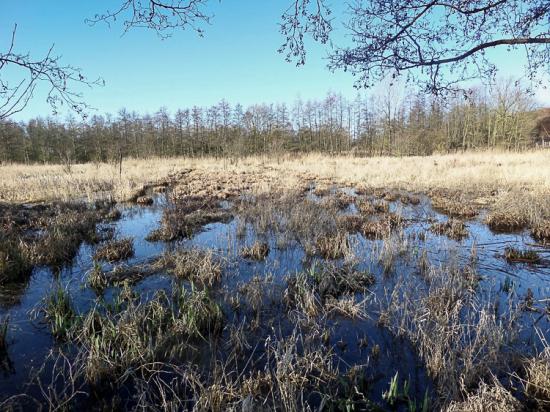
[{"xmin": 2, "ymin": 1, "xmax": 549, "ymax": 121}]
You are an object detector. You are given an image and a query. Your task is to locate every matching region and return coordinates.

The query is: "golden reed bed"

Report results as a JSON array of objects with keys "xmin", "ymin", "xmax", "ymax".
[{"xmin": 0, "ymin": 150, "xmax": 549, "ymax": 204}]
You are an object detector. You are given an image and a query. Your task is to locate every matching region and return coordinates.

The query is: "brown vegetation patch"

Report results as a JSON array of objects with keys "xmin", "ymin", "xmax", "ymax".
[
  {"xmin": 317, "ymin": 266, "xmax": 375, "ymax": 300},
  {"xmin": 94, "ymin": 238, "xmax": 135, "ymax": 262},
  {"xmin": 430, "ymin": 219, "xmax": 469, "ymax": 240},
  {"xmin": 445, "ymin": 380, "xmax": 523, "ymax": 412},
  {"xmin": 23, "ymin": 208, "xmax": 103, "ymax": 267},
  {"xmin": 356, "ymin": 198, "xmax": 389, "ymax": 215},
  {"xmin": 240, "ymin": 242, "xmax": 269, "ymax": 261},
  {"xmin": 431, "ymin": 195, "xmax": 478, "ymax": 218},
  {"xmin": 136, "ymin": 196, "xmax": 154, "ymax": 205},
  {"xmin": 0, "ymin": 238, "xmax": 32, "ymax": 284},
  {"xmin": 532, "ymin": 221, "xmax": 550, "ymax": 244},
  {"xmin": 485, "ymin": 211, "xmax": 528, "ymax": 232},
  {"xmin": 147, "ymin": 196, "xmax": 231, "ymax": 241},
  {"xmin": 361, "ymin": 213, "xmax": 402, "ymax": 239},
  {"xmin": 503, "ymin": 246, "xmax": 540, "ymax": 264},
  {"xmin": 400, "ymin": 194, "xmax": 421, "ymax": 205},
  {"xmin": 382, "ymin": 191, "xmax": 399, "ymax": 202},
  {"xmin": 159, "ymin": 248, "xmax": 222, "ymax": 287},
  {"xmin": 315, "ymin": 232, "xmax": 351, "ymax": 259},
  {"xmin": 320, "ymin": 193, "xmax": 354, "ymax": 210},
  {"xmin": 336, "ymin": 215, "xmax": 364, "ymax": 233},
  {"xmin": 524, "ymin": 346, "xmax": 550, "ymax": 409}
]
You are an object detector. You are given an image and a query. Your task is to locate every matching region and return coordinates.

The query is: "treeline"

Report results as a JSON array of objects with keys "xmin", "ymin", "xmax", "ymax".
[{"xmin": 0, "ymin": 82, "xmax": 541, "ymax": 164}]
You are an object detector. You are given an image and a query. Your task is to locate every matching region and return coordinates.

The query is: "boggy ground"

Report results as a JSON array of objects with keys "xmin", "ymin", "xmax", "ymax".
[{"xmin": 0, "ymin": 158, "xmax": 550, "ymax": 411}]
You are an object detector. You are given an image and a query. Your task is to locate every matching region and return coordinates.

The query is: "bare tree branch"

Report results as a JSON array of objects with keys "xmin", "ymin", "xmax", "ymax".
[
  {"xmin": 0, "ymin": 25, "xmax": 103, "ymax": 120},
  {"xmin": 87, "ymin": 0, "xmax": 215, "ymax": 38},
  {"xmin": 328, "ymin": 0, "xmax": 550, "ymax": 94}
]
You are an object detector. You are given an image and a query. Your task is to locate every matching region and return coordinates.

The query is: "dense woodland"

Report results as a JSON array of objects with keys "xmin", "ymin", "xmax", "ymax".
[{"xmin": 0, "ymin": 83, "xmax": 544, "ymax": 164}]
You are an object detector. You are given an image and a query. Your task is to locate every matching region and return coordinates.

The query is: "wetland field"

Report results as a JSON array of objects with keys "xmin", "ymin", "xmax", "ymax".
[{"xmin": 1, "ymin": 152, "xmax": 549, "ymax": 411}]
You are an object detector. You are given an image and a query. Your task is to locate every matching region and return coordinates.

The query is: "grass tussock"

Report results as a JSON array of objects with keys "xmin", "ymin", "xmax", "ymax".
[
  {"xmin": 336, "ymin": 214, "xmax": 364, "ymax": 233},
  {"xmin": 146, "ymin": 196, "xmax": 231, "ymax": 241},
  {"xmin": 504, "ymin": 246, "xmax": 541, "ymax": 264},
  {"xmin": 431, "ymin": 195, "xmax": 478, "ymax": 218},
  {"xmin": 357, "ymin": 198, "xmax": 389, "ymax": 215},
  {"xmin": 445, "ymin": 380, "xmax": 523, "ymax": 412},
  {"xmin": 160, "ymin": 248, "xmax": 222, "ymax": 287},
  {"xmin": 0, "ymin": 237, "xmax": 32, "ymax": 284},
  {"xmin": 486, "ymin": 190, "xmax": 550, "ymax": 233},
  {"xmin": 361, "ymin": 213, "xmax": 402, "ymax": 239},
  {"xmin": 400, "ymin": 194, "xmax": 421, "ymax": 205},
  {"xmin": 79, "ymin": 284, "xmax": 223, "ymax": 383},
  {"xmin": 237, "ymin": 190, "xmax": 339, "ymax": 251},
  {"xmin": 135, "ymin": 195, "xmax": 154, "ymax": 205},
  {"xmin": 380, "ymin": 263, "xmax": 516, "ymax": 402},
  {"xmin": 240, "ymin": 241, "xmax": 269, "ymax": 260},
  {"xmin": 523, "ymin": 342, "xmax": 550, "ymax": 409},
  {"xmin": 485, "ymin": 210, "xmax": 529, "ymax": 232},
  {"xmin": 315, "ymin": 232, "xmax": 352, "ymax": 259},
  {"xmin": 93, "ymin": 237, "xmax": 134, "ymax": 262},
  {"xmin": 430, "ymin": 219, "xmax": 469, "ymax": 240},
  {"xmin": 43, "ymin": 287, "xmax": 78, "ymax": 341},
  {"xmin": 532, "ymin": 220, "xmax": 550, "ymax": 244},
  {"xmin": 23, "ymin": 208, "xmax": 102, "ymax": 267},
  {"xmin": 285, "ymin": 265, "xmax": 374, "ymax": 321}
]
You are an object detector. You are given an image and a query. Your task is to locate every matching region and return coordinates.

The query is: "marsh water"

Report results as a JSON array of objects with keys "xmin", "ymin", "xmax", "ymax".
[{"xmin": 1, "ymin": 187, "xmax": 549, "ymax": 409}]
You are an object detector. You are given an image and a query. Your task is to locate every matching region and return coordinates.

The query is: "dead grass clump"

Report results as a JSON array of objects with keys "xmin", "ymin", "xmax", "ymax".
[
  {"xmin": 24, "ymin": 208, "xmax": 101, "ymax": 267},
  {"xmin": 361, "ymin": 220, "xmax": 391, "ymax": 239},
  {"xmin": 103, "ymin": 208, "xmax": 122, "ymax": 221},
  {"xmin": 317, "ymin": 266, "xmax": 375, "ymax": 300},
  {"xmin": 337, "ymin": 214, "xmax": 364, "ymax": 233},
  {"xmin": 284, "ymin": 271, "xmax": 322, "ymax": 319},
  {"xmin": 136, "ymin": 195, "xmax": 154, "ymax": 205},
  {"xmin": 523, "ymin": 343, "xmax": 550, "ymax": 409},
  {"xmin": 315, "ymin": 232, "xmax": 352, "ymax": 259},
  {"xmin": 147, "ymin": 196, "xmax": 231, "ymax": 241},
  {"xmin": 400, "ymin": 194, "xmax": 421, "ymax": 205},
  {"xmin": 380, "ymin": 265, "xmax": 517, "ymax": 402},
  {"xmin": 237, "ymin": 191, "xmax": 338, "ymax": 250},
  {"xmin": 504, "ymin": 246, "xmax": 541, "ymax": 264},
  {"xmin": 357, "ymin": 199, "xmax": 389, "ymax": 215},
  {"xmin": 485, "ymin": 210, "xmax": 528, "ymax": 232},
  {"xmin": 312, "ymin": 185, "xmax": 332, "ymax": 197},
  {"xmin": 237, "ymin": 274, "xmax": 277, "ymax": 322},
  {"xmin": 93, "ymin": 238, "xmax": 134, "ymax": 262},
  {"xmin": 161, "ymin": 248, "xmax": 222, "ymax": 287},
  {"xmin": 430, "ymin": 220, "xmax": 469, "ymax": 240},
  {"xmin": 79, "ymin": 285, "xmax": 223, "ymax": 383},
  {"xmin": 486, "ymin": 191, "xmax": 550, "ymax": 232},
  {"xmin": 266, "ymin": 330, "xmax": 337, "ymax": 411},
  {"xmin": 361, "ymin": 213, "xmax": 401, "ymax": 239},
  {"xmin": 445, "ymin": 380, "xmax": 522, "ymax": 412},
  {"xmin": 152, "ymin": 185, "xmax": 167, "ymax": 193},
  {"xmin": 431, "ymin": 195, "xmax": 478, "ymax": 218},
  {"xmin": 0, "ymin": 238, "xmax": 32, "ymax": 284},
  {"xmin": 325, "ymin": 294, "xmax": 367, "ymax": 319},
  {"xmin": 240, "ymin": 242, "xmax": 269, "ymax": 260},
  {"xmin": 532, "ymin": 221, "xmax": 550, "ymax": 244},
  {"xmin": 383, "ymin": 192, "xmax": 399, "ymax": 202}
]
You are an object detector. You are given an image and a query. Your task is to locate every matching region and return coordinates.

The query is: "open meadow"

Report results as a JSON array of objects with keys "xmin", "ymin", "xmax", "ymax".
[{"xmin": 0, "ymin": 150, "xmax": 549, "ymax": 410}]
